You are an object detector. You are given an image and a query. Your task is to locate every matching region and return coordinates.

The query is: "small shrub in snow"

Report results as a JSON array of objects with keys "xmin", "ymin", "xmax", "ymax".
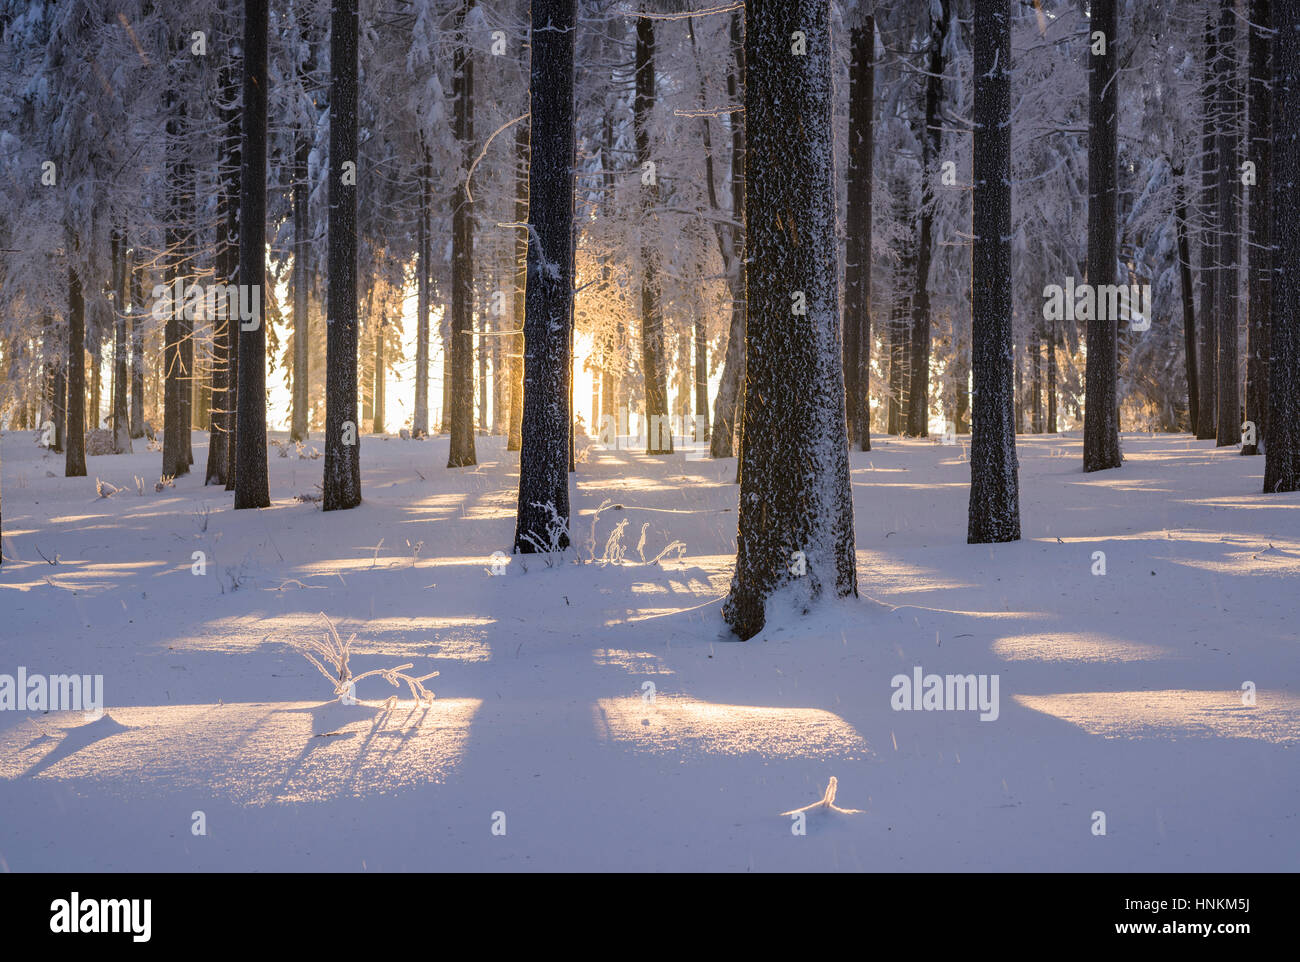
[
  {"xmin": 518, "ymin": 501, "xmax": 570, "ymax": 567},
  {"xmin": 280, "ymin": 613, "xmax": 438, "ymax": 705}
]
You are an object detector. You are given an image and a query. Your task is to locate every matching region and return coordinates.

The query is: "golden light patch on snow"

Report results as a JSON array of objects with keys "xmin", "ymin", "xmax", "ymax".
[
  {"xmin": 0, "ymin": 699, "xmax": 482, "ymax": 805},
  {"xmin": 992, "ymin": 632, "xmax": 1172, "ymax": 663},
  {"xmin": 592, "ymin": 648, "xmax": 674, "ymax": 674},
  {"xmin": 174, "ymin": 612, "xmax": 491, "ymax": 661},
  {"xmin": 594, "ymin": 695, "xmax": 868, "ymax": 758},
  {"xmin": 1015, "ymin": 690, "xmax": 1300, "ymax": 744}
]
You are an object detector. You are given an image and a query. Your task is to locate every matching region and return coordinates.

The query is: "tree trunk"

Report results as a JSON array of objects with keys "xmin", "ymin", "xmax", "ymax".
[
  {"xmin": 514, "ymin": 0, "xmax": 575, "ymax": 554},
  {"xmin": 66, "ymin": 262, "xmax": 87, "ymax": 477},
  {"xmin": 845, "ymin": 15, "xmax": 873, "ymax": 452},
  {"xmin": 448, "ymin": 0, "xmax": 478, "ymax": 467},
  {"xmin": 1030, "ymin": 325, "xmax": 1042, "ymax": 433},
  {"xmin": 507, "ymin": 122, "xmax": 527, "ymax": 451},
  {"xmin": 323, "ymin": 0, "xmax": 361, "ymax": 508},
  {"xmin": 163, "ymin": 75, "xmax": 187, "ymax": 478},
  {"xmin": 130, "ymin": 251, "xmax": 144, "ymax": 439},
  {"xmin": 723, "ymin": 0, "xmax": 857, "ymax": 640},
  {"xmin": 1083, "ymin": 0, "xmax": 1122, "ymax": 471},
  {"xmin": 1174, "ymin": 170, "xmax": 1200, "ymax": 431},
  {"xmin": 908, "ymin": 2, "xmax": 947, "ymax": 438},
  {"xmin": 206, "ymin": 44, "xmax": 237, "ymax": 488},
  {"xmin": 224, "ymin": 36, "xmax": 243, "ymax": 492},
  {"xmin": 1245, "ymin": 0, "xmax": 1271, "ymax": 455},
  {"xmin": 414, "ymin": 147, "xmax": 431, "ymax": 437},
  {"xmin": 967, "ymin": 0, "xmax": 1020, "ymax": 543},
  {"xmin": 709, "ymin": 16, "xmax": 747, "ymax": 459},
  {"xmin": 1266, "ymin": 0, "xmax": 1300, "ymax": 491},
  {"xmin": 1216, "ymin": 0, "xmax": 1241, "ymax": 447},
  {"xmin": 636, "ymin": 16, "xmax": 671, "ymax": 455},
  {"xmin": 1045, "ymin": 319, "xmax": 1057, "ymax": 433},
  {"xmin": 234, "ymin": 0, "xmax": 271, "ymax": 508},
  {"xmin": 291, "ymin": 26, "xmax": 315, "ymax": 443},
  {"xmin": 112, "ymin": 230, "xmax": 131, "ymax": 453},
  {"xmin": 1197, "ymin": 11, "xmax": 1220, "ymax": 440}
]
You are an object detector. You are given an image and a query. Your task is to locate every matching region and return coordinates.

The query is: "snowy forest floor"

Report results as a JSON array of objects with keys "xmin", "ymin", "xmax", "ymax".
[{"xmin": 0, "ymin": 428, "xmax": 1296, "ymax": 871}]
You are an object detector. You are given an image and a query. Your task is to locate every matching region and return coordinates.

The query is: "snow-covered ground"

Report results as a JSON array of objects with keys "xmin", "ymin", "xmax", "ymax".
[{"xmin": 1, "ymin": 429, "xmax": 1296, "ymax": 871}]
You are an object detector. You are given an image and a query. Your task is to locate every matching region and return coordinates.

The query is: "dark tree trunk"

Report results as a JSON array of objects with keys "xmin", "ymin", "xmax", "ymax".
[
  {"xmin": 1083, "ymin": 0, "xmax": 1122, "ymax": 471},
  {"xmin": 415, "ymin": 147, "xmax": 431, "ymax": 437},
  {"xmin": 448, "ymin": 0, "xmax": 478, "ymax": 467},
  {"xmin": 130, "ymin": 250, "xmax": 143, "ymax": 439},
  {"xmin": 845, "ymin": 15, "xmax": 873, "ymax": 452},
  {"xmin": 514, "ymin": 0, "xmax": 575, "ymax": 554},
  {"xmin": 291, "ymin": 26, "xmax": 315, "ymax": 443},
  {"xmin": 1030, "ymin": 325, "xmax": 1042, "ymax": 433},
  {"xmin": 179, "ymin": 158, "xmax": 194, "ymax": 468},
  {"xmin": 234, "ymin": 0, "xmax": 270, "ymax": 508},
  {"xmin": 723, "ymin": 0, "xmax": 857, "ymax": 640},
  {"xmin": 66, "ymin": 262, "xmax": 87, "ymax": 477},
  {"xmin": 1198, "ymin": 11, "xmax": 1220, "ymax": 440},
  {"xmin": 636, "ymin": 16, "xmax": 671, "ymax": 454},
  {"xmin": 112, "ymin": 230, "xmax": 131, "ymax": 453},
  {"xmin": 1045, "ymin": 319, "xmax": 1057, "ymax": 433},
  {"xmin": 908, "ymin": 1, "xmax": 947, "ymax": 438},
  {"xmin": 1216, "ymin": 0, "xmax": 1241, "ymax": 447},
  {"xmin": 224, "ymin": 31, "xmax": 243, "ymax": 492},
  {"xmin": 1266, "ymin": 0, "xmax": 1300, "ymax": 491},
  {"xmin": 1174, "ymin": 170, "xmax": 1200, "ymax": 431},
  {"xmin": 323, "ymin": 0, "xmax": 361, "ymax": 509},
  {"xmin": 507, "ymin": 122, "xmax": 527, "ymax": 452},
  {"xmin": 163, "ymin": 75, "xmax": 187, "ymax": 479},
  {"xmin": 710, "ymin": 14, "xmax": 747, "ymax": 459},
  {"xmin": 206, "ymin": 46, "xmax": 238, "ymax": 487},
  {"xmin": 89, "ymin": 320, "xmax": 100, "ymax": 436},
  {"xmin": 967, "ymin": 0, "xmax": 1020, "ymax": 543},
  {"xmin": 53, "ymin": 341, "xmax": 66, "ymax": 453},
  {"xmin": 1245, "ymin": 0, "xmax": 1271, "ymax": 455}
]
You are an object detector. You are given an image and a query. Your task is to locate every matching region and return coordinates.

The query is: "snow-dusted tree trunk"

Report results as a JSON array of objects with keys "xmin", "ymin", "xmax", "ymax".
[
  {"xmin": 1216, "ymin": 0, "xmax": 1241, "ymax": 447},
  {"xmin": 710, "ymin": 12, "xmax": 746, "ymax": 460},
  {"xmin": 1198, "ymin": 11, "xmax": 1220, "ymax": 440},
  {"xmin": 224, "ymin": 29, "xmax": 243, "ymax": 492},
  {"xmin": 111, "ymin": 229, "xmax": 131, "ymax": 454},
  {"xmin": 1175, "ymin": 171, "xmax": 1200, "ymax": 430},
  {"xmin": 1266, "ymin": 0, "xmax": 1300, "ymax": 492},
  {"xmin": 206, "ymin": 48, "xmax": 233, "ymax": 487},
  {"xmin": 1045, "ymin": 321, "xmax": 1057, "ymax": 433},
  {"xmin": 209, "ymin": 28, "xmax": 239, "ymax": 487},
  {"xmin": 635, "ymin": 16, "xmax": 671, "ymax": 455},
  {"xmin": 291, "ymin": 24, "xmax": 315, "ymax": 444},
  {"xmin": 967, "ymin": 0, "xmax": 1019, "ymax": 543},
  {"xmin": 323, "ymin": 0, "xmax": 362, "ymax": 510},
  {"xmin": 65, "ymin": 261, "xmax": 86, "ymax": 478},
  {"xmin": 1083, "ymin": 0, "xmax": 1121, "ymax": 472},
  {"xmin": 234, "ymin": 0, "xmax": 270, "ymax": 509},
  {"xmin": 130, "ymin": 250, "xmax": 144, "ymax": 440},
  {"xmin": 723, "ymin": 0, "xmax": 857, "ymax": 640},
  {"xmin": 448, "ymin": 0, "xmax": 478, "ymax": 467},
  {"xmin": 513, "ymin": 0, "xmax": 575, "ymax": 554},
  {"xmin": 163, "ymin": 72, "xmax": 187, "ymax": 480},
  {"xmin": 414, "ymin": 148, "xmax": 431, "ymax": 438},
  {"xmin": 844, "ymin": 13, "xmax": 873, "ymax": 452},
  {"xmin": 908, "ymin": 1, "xmax": 947, "ymax": 439},
  {"xmin": 1245, "ymin": 0, "xmax": 1271, "ymax": 456},
  {"xmin": 508, "ymin": 121, "xmax": 527, "ymax": 452}
]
